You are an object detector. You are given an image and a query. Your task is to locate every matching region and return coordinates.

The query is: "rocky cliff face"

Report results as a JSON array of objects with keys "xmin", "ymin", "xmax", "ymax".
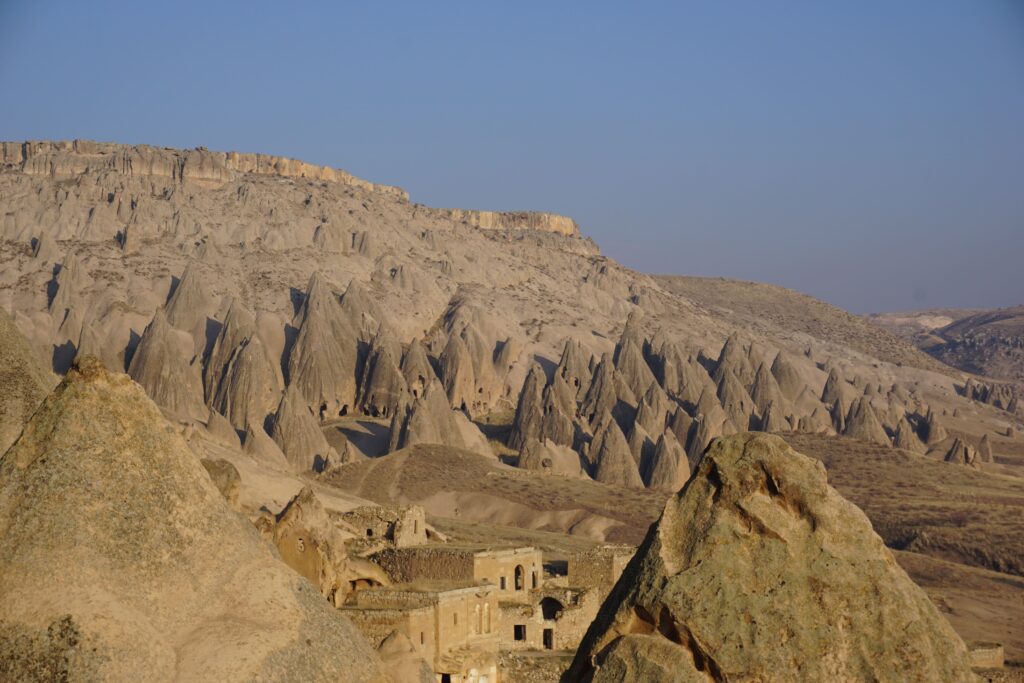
[
  {"xmin": 1, "ymin": 140, "xmax": 580, "ymax": 236},
  {"xmin": 566, "ymin": 433, "xmax": 977, "ymax": 682},
  {"xmin": 2, "ymin": 139, "xmax": 409, "ymax": 199}
]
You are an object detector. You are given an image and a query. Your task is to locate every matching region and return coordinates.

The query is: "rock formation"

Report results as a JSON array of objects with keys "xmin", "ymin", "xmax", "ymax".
[
  {"xmin": 556, "ymin": 338, "xmax": 593, "ymax": 400},
  {"xmin": 213, "ymin": 335, "xmax": 281, "ymax": 432},
  {"xmin": 0, "ymin": 357, "xmax": 386, "ymax": 682},
  {"xmin": 400, "ymin": 338, "xmax": 435, "ymax": 400},
  {"xmin": 944, "ymin": 438, "xmax": 979, "ymax": 469},
  {"xmin": 643, "ymin": 430, "xmax": 689, "ymax": 491},
  {"xmin": 893, "ymin": 416, "xmax": 926, "ymax": 453},
  {"xmin": 567, "ymin": 433, "xmax": 976, "ymax": 682},
  {"xmin": 770, "ymin": 350, "xmax": 806, "ymax": 401},
  {"xmin": 509, "ymin": 363, "xmax": 545, "ymax": 452},
  {"xmin": 271, "ymin": 383, "xmax": 338, "ymax": 472},
  {"xmin": 201, "ymin": 457, "xmax": 241, "ymax": 510},
  {"xmin": 843, "ymin": 397, "xmax": 891, "ymax": 446},
  {"xmin": 923, "ymin": 407, "xmax": 949, "ymax": 445},
  {"xmin": 127, "ymin": 308, "xmax": 207, "ymax": 421},
  {"xmin": 358, "ymin": 331, "xmax": 409, "ymax": 419},
  {"xmin": 978, "ymin": 433, "xmax": 994, "ymax": 463},
  {"xmin": 267, "ymin": 486, "xmax": 391, "ymax": 607},
  {"xmin": 0, "ymin": 309, "xmax": 53, "ymax": 453},
  {"xmin": 287, "ymin": 272, "xmax": 359, "ymax": 418},
  {"xmin": 591, "ymin": 413, "xmax": 644, "ymax": 488}
]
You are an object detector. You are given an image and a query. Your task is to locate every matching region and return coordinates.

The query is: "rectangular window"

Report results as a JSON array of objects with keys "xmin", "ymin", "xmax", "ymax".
[
  {"xmin": 500, "ymin": 577, "xmax": 507, "ymax": 590},
  {"xmin": 420, "ymin": 632, "xmax": 424, "ymax": 645},
  {"xmin": 543, "ymin": 628, "xmax": 554, "ymax": 650},
  {"xmin": 454, "ymin": 613, "xmax": 458, "ymax": 625},
  {"xmin": 514, "ymin": 624, "xmax": 526, "ymax": 641}
]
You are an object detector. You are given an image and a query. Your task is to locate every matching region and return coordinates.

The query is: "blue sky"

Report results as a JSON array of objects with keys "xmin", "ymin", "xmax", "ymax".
[{"xmin": 1, "ymin": 1, "xmax": 1021, "ymax": 312}]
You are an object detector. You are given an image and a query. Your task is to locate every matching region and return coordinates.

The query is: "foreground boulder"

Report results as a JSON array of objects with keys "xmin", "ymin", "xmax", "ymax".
[
  {"xmin": 0, "ymin": 357, "xmax": 386, "ymax": 683},
  {"xmin": 566, "ymin": 432, "xmax": 975, "ymax": 682}
]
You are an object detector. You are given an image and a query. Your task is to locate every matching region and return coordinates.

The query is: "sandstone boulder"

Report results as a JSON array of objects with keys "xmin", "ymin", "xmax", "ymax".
[
  {"xmin": 0, "ymin": 357, "xmax": 387, "ymax": 683},
  {"xmin": 567, "ymin": 433, "xmax": 976, "ymax": 682}
]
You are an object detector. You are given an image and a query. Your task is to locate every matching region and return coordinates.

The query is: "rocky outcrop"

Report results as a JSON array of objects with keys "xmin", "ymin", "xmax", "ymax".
[
  {"xmin": 0, "ymin": 357, "xmax": 387, "ymax": 682},
  {"xmin": 266, "ymin": 487, "xmax": 391, "ymax": 607},
  {"xmin": 556, "ymin": 338, "xmax": 593, "ymax": 400},
  {"xmin": 271, "ymin": 384, "xmax": 338, "ymax": 472},
  {"xmin": 0, "ymin": 309, "xmax": 53, "ymax": 453},
  {"xmin": 200, "ymin": 457, "xmax": 241, "ymax": 510},
  {"xmin": 3, "ymin": 139, "xmax": 408, "ymax": 199},
  {"xmin": 944, "ymin": 438, "xmax": 979, "ymax": 469},
  {"xmin": 127, "ymin": 308, "xmax": 207, "ymax": 421},
  {"xmin": 358, "ymin": 331, "xmax": 409, "ymax": 419},
  {"xmin": 213, "ymin": 335, "xmax": 281, "ymax": 432},
  {"xmin": 893, "ymin": 416, "xmax": 926, "ymax": 453},
  {"xmin": 287, "ymin": 272, "xmax": 359, "ymax": 418},
  {"xmin": 591, "ymin": 414, "xmax": 643, "ymax": 488},
  {"xmin": 923, "ymin": 407, "xmax": 949, "ymax": 445},
  {"xmin": 567, "ymin": 433, "xmax": 976, "ymax": 682},
  {"xmin": 843, "ymin": 397, "xmax": 891, "ymax": 446},
  {"xmin": 419, "ymin": 207, "xmax": 580, "ymax": 236}
]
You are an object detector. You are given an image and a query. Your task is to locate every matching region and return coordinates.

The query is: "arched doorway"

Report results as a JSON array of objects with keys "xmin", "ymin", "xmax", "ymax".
[{"xmin": 540, "ymin": 597, "xmax": 564, "ymax": 621}]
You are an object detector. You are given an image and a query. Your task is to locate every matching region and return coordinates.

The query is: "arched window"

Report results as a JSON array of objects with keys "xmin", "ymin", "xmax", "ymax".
[
  {"xmin": 484, "ymin": 603, "xmax": 491, "ymax": 632},
  {"xmin": 514, "ymin": 565, "xmax": 524, "ymax": 591}
]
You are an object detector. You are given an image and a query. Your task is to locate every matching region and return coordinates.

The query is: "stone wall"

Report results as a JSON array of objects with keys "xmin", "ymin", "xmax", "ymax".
[
  {"xmin": 371, "ymin": 546, "xmax": 476, "ymax": 583},
  {"xmin": 339, "ymin": 504, "xmax": 428, "ymax": 547},
  {"xmin": 968, "ymin": 643, "xmax": 1004, "ymax": 670},
  {"xmin": 566, "ymin": 544, "xmax": 635, "ymax": 600}
]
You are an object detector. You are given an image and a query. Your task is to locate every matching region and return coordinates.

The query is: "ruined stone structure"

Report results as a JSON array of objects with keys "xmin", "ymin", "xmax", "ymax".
[
  {"xmin": 339, "ymin": 504, "xmax": 431, "ymax": 548},
  {"xmin": 967, "ymin": 642, "xmax": 1004, "ymax": 670},
  {"xmin": 566, "ymin": 544, "xmax": 636, "ymax": 601},
  {"xmin": 371, "ymin": 546, "xmax": 544, "ymax": 602},
  {"xmin": 344, "ymin": 584, "xmax": 500, "ymax": 683}
]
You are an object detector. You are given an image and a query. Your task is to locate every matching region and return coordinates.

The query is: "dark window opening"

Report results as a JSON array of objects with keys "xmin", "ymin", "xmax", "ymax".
[
  {"xmin": 366, "ymin": 528, "xmax": 373, "ymax": 537},
  {"xmin": 319, "ymin": 402, "xmax": 327, "ymax": 420},
  {"xmin": 339, "ymin": 404, "xmax": 348, "ymax": 416},
  {"xmin": 420, "ymin": 632, "xmax": 424, "ymax": 645},
  {"xmin": 441, "ymin": 675, "xmax": 452, "ymax": 683},
  {"xmin": 540, "ymin": 597, "xmax": 564, "ymax": 620},
  {"xmin": 514, "ymin": 624, "xmax": 526, "ymax": 641},
  {"xmin": 532, "ymin": 571, "xmax": 539, "ymax": 589},
  {"xmin": 500, "ymin": 577, "xmax": 506, "ymax": 590},
  {"xmin": 514, "ymin": 565, "xmax": 524, "ymax": 591},
  {"xmin": 543, "ymin": 628, "xmax": 554, "ymax": 650}
]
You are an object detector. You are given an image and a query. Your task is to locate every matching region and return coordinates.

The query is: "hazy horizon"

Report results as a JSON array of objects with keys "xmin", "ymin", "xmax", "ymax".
[{"xmin": 2, "ymin": 1, "xmax": 1021, "ymax": 314}]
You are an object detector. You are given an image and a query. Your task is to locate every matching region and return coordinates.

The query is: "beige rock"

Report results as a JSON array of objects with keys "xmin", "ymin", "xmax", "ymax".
[
  {"xmin": 271, "ymin": 383, "xmax": 338, "ymax": 472},
  {"xmin": 844, "ymin": 397, "xmax": 891, "ymax": 446},
  {"xmin": 0, "ymin": 309, "xmax": 54, "ymax": 453},
  {"xmin": 200, "ymin": 457, "xmax": 241, "ymax": 510},
  {"xmin": 127, "ymin": 308, "xmax": 207, "ymax": 421},
  {"xmin": 568, "ymin": 433, "xmax": 976, "ymax": 682},
  {"xmin": 0, "ymin": 357, "xmax": 387, "ymax": 683}
]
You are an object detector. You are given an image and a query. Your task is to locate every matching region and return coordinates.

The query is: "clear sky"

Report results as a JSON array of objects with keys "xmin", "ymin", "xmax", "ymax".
[{"xmin": 1, "ymin": 1, "xmax": 1021, "ymax": 313}]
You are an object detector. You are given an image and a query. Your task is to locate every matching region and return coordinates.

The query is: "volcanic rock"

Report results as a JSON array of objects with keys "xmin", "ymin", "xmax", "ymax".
[
  {"xmin": 271, "ymin": 383, "xmax": 338, "ymax": 472},
  {"xmin": 556, "ymin": 338, "xmax": 593, "ymax": 400},
  {"xmin": 843, "ymin": 397, "xmax": 891, "ymax": 446},
  {"xmin": 287, "ymin": 272, "xmax": 359, "ymax": 418},
  {"xmin": 200, "ymin": 457, "xmax": 241, "ymax": 510},
  {"xmin": 592, "ymin": 413, "xmax": 644, "ymax": 488},
  {"xmin": 643, "ymin": 430, "xmax": 689, "ymax": 491},
  {"xmin": 0, "ymin": 309, "xmax": 53, "ymax": 453},
  {"xmin": 213, "ymin": 335, "xmax": 281, "ymax": 432},
  {"xmin": 567, "ymin": 433, "xmax": 976, "ymax": 682},
  {"xmin": 127, "ymin": 308, "xmax": 207, "ymax": 421},
  {"xmin": 0, "ymin": 357, "xmax": 387, "ymax": 682},
  {"xmin": 923, "ymin": 407, "xmax": 949, "ymax": 445}
]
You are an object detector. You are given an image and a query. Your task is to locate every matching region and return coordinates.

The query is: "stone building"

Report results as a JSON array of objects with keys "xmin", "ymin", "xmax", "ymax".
[
  {"xmin": 498, "ymin": 586, "xmax": 601, "ymax": 652},
  {"xmin": 566, "ymin": 543, "xmax": 635, "ymax": 600},
  {"xmin": 338, "ymin": 503, "xmax": 432, "ymax": 548},
  {"xmin": 344, "ymin": 583, "xmax": 500, "ymax": 682},
  {"xmin": 372, "ymin": 545, "xmax": 544, "ymax": 603}
]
